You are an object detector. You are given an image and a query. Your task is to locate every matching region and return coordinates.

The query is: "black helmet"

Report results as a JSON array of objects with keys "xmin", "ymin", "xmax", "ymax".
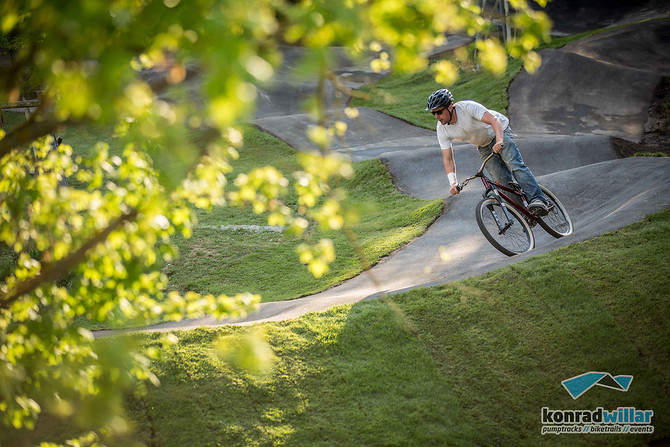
[{"xmin": 425, "ymin": 88, "xmax": 454, "ymax": 111}]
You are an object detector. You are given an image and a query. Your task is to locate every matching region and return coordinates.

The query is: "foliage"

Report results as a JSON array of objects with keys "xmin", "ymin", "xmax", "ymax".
[{"xmin": 0, "ymin": 0, "xmax": 551, "ymax": 443}]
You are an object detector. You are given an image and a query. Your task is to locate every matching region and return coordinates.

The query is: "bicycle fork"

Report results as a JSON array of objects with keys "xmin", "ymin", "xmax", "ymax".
[{"xmin": 485, "ymin": 191, "xmax": 515, "ymax": 235}]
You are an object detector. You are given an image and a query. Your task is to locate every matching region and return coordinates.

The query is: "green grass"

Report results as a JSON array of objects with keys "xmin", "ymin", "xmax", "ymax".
[
  {"xmin": 393, "ymin": 210, "xmax": 670, "ymax": 446},
  {"xmin": 164, "ymin": 127, "xmax": 443, "ymax": 303},
  {"xmin": 351, "ymin": 58, "xmax": 523, "ymax": 130},
  {"xmin": 633, "ymin": 152, "xmax": 670, "ymax": 157},
  {"xmin": 119, "ymin": 208, "xmax": 670, "ymax": 446},
  {"xmin": 7, "ymin": 208, "xmax": 669, "ymax": 447}
]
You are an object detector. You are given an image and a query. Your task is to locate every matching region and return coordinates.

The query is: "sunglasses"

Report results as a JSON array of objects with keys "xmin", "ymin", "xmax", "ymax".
[{"xmin": 431, "ymin": 108, "xmax": 447, "ymax": 116}]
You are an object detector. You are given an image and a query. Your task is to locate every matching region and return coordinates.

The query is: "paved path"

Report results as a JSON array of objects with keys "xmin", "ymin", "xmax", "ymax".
[{"xmin": 141, "ymin": 13, "xmax": 670, "ymax": 332}]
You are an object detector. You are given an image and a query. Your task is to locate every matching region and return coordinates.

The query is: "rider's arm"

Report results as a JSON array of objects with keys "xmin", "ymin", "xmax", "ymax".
[
  {"xmin": 442, "ymin": 147, "xmax": 459, "ymax": 195},
  {"xmin": 481, "ymin": 111, "xmax": 505, "ymax": 153}
]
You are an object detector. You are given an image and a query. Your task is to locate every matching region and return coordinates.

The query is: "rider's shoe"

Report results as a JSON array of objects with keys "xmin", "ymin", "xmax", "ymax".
[{"xmin": 529, "ymin": 199, "xmax": 549, "ymax": 217}]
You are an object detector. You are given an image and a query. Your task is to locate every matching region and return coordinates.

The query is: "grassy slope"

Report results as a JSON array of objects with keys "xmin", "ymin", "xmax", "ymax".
[
  {"xmin": 164, "ymin": 127, "xmax": 443, "ymax": 303},
  {"xmin": 9, "ymin": 209, "xmax": 667, "ymax": 446},
  {"xmin": 351, "ymin": 59, "xmax": 522, "ymax": 130},
  {"xmin": 395, "ymin": 210, "xmax": 670, "ymax": 445},
  {"xmin": 135, "ymin": 210, "xmax": 670, "ymax": 447}
]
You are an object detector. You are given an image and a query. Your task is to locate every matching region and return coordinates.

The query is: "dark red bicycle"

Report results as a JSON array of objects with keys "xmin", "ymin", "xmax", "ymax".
[{"xmin": 457, "ymin": 153, "xmax": 573, "ymax": 256}]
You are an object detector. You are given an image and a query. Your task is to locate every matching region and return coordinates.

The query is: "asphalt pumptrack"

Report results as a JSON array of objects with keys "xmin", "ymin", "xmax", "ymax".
[{"xmin": 147, "ymin": 3, "xmax": 670, "ymax": 331}]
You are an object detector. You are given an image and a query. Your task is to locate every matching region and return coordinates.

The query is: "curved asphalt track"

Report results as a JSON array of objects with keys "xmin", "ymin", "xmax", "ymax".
[{"xmin": 146, "ymin": 11, "xmax": 670, "ymax": 332}]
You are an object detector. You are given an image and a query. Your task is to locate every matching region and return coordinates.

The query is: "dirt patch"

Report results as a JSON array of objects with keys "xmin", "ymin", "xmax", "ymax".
[{"xmin": 611, "ymin": 77, "xmax": 670, "ymax": 157}]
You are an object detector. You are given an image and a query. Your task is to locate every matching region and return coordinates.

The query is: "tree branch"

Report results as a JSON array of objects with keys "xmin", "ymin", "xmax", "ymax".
[
  {"xmin": 325, "ymin": 72, "xmax": 371, "ymax": 100},
  {"xmin": 0, "ymin": 117, "xmax": 63, "ymax": 159},
  {"xmin": 0, "ymin": 99, "xmax": 41, "ymax": 109},
  {"xmin": 0, "ymin": 208, "xmax": 139, "ymax": 309}
]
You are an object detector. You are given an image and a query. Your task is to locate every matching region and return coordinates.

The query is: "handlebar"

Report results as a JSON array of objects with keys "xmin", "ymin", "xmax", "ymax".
[{"xmin": 456, "ymin": 152, "xmax": 496, "ymax": 192}]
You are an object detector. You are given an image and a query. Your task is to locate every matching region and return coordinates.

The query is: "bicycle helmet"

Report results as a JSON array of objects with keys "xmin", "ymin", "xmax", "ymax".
[{"xmin": 425, "ymin": 88, "xmax": 454, "ymax": 111}]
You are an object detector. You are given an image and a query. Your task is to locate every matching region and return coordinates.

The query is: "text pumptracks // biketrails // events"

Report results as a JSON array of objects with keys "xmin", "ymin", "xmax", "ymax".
[{"xmin": 541, "ymin": 407, "xmax": 654, "ymax": 436}]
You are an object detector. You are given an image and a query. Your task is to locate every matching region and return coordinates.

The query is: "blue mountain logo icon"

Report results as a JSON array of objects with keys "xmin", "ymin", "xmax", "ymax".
[{"xmin": 561, "ymin": 372, "xmax": 633, "ymax": 399}]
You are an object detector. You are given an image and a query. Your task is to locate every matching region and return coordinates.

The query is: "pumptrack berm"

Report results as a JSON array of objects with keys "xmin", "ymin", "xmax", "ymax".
[{"xmin": 148, "ymin": 2, "xmax": 670, "ymax": 331}]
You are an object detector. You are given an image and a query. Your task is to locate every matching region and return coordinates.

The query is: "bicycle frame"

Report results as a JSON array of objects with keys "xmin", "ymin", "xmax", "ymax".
[
  {"xmin": 458, "ymin": 152, "xmax": 551, "ymax": 223},
  {"xmin": 480, "ymin": 175, "xmax": 535, "ymax": 221}
]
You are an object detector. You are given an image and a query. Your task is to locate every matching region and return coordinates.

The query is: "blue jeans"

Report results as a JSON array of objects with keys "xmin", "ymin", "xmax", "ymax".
[{"xmin": 477, "ymin": 128, "xmax": 546, "ymax": 204}]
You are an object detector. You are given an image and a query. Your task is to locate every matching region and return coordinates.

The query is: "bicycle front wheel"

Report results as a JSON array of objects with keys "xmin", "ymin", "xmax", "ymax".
[
  {"xmin": 476, "ymin": 198, "xmax": 534, "ymax": 256},
  {"xmin": 537, "ymin": 186, "xmax": 573, "ymax": 238}
]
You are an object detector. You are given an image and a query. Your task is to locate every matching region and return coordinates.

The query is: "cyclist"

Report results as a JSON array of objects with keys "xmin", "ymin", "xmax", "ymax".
[{"xmin": 426, "ymin": 88, "xmax": 548, "ymax": 216}]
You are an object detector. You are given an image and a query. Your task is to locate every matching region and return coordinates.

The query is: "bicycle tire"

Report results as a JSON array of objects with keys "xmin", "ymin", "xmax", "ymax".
[
  {"xmin": 537, "ymin": 186, "xmax": 573, "ymax": 238},
  {"xmin": 476, "ymin": 198, "xmax": 534, "ymax": 256}
]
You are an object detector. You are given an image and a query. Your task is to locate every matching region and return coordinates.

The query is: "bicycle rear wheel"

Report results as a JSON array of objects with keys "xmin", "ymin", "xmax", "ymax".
[
  {"xmin": 537, "ymin": 186, "xmax": 573, "ymax": 238},
  {"xmin": 476, "ymin": 198, "xmax": 534, "ymax": 256}
]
